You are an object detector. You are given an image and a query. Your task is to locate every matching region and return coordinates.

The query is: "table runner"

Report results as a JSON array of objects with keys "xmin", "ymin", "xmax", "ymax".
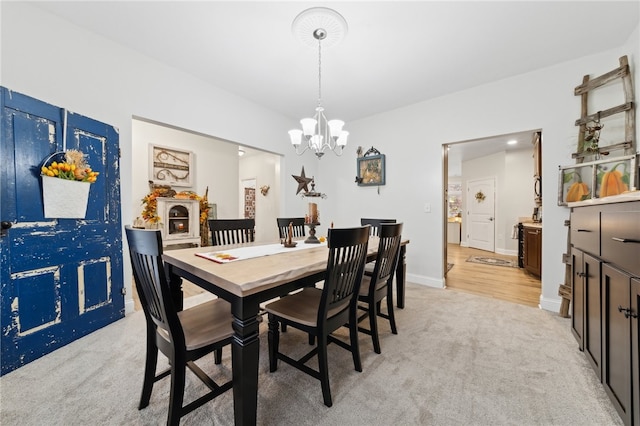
[{"xmin": 195, "ymin": 240, "xmax": 326, "ymax": 263}]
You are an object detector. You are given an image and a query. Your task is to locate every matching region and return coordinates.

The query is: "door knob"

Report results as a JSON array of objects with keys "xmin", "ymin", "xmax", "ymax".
[
  {"xmin": 1, "ymin": 221, "xmax": 12, "ymax": 237},
  {"xmin": 488, "ymin": 217, "xmax": 494, "ymax": 221}
]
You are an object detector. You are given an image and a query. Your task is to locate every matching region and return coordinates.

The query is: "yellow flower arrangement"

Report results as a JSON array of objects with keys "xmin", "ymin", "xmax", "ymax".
[{"xmin": 41, "ymin": 150, "xmax": 99, "ymax": 183}]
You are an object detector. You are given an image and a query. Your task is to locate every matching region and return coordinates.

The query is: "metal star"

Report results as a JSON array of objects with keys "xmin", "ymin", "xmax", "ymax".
[{"xmin": 292, "ymin": 166, "xmax": 313, "ymax": 195}]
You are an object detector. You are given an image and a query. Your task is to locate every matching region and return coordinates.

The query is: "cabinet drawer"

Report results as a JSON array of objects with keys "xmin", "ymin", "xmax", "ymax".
[
  {"xmin": 601, "ymin": 210, "xmax": 640, "ymax": 277},
  {"xmin": 571, "ymin": 206, "xmax": 600, "ymax": 255}
]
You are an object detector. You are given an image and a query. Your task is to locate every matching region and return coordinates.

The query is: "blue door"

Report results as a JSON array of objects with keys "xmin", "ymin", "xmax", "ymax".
[{"xmin": 0, "ymin": 87, "xmax": 124, "ymax": 375}]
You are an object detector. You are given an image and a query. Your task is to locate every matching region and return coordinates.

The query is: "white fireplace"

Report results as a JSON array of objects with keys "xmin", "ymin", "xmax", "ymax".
[{"xmin": 156, "ymin": 197, "xmax": 200, "ymax": 248}]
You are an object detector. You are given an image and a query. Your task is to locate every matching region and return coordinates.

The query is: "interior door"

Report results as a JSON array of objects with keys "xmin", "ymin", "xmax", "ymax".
[
  {"xmin": 466, "ymin": 177, "xmax": 495, "ymax": 252},
  {"xmin": 0, "ymin": 87, "xmax": 124, "ymax": 375}
]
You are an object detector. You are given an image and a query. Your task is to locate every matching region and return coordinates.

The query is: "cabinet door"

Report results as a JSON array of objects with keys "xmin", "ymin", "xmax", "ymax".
[
  {"xmin": 602, "ymin": 264, "xmax": 632, "ymax": 425},
  {"xmin": 524, "ymin": 227, "xmax": 541, "ymax": 276},
  {"xmin": 571, "ymin": 247, "xmax": 584, "ymax": 349},
  {"xmin": 583, "ymin": 253, "xmax": 602, "ymax": 378},
  {"xmin": 632, "ymin": 277, "xmax": 639, "ymax": 426}
]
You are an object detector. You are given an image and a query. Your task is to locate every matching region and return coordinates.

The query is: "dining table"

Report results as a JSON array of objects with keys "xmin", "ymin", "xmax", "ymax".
[{"xmin": 162, "ymin": 236, "xmax": 409, "ymax": 426}]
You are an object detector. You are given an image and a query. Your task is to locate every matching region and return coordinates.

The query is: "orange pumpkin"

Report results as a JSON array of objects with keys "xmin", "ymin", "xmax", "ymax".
[
  {"xmin": 566, "ymin": 182, "xmax": 589, "ymax": 202},
  {"xmin": 600, "ymin": 169, "xmax": 628, "ymax": 197}
]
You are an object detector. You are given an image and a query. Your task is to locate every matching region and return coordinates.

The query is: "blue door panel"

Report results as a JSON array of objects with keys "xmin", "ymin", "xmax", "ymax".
[
  {"xmin": 1, "ymin": 87, "xmax": 123, "ymax": 375},
  {"xmin": 81, "ymin": 259, "xmax": 110, "ymax": 309},
  {"xmin": 16, "ymin": 268, "xmax": 60, "ymax": 332},
  {"xmin": 12, "ymin": 113, "xmax": 57, "ymax": 221}
]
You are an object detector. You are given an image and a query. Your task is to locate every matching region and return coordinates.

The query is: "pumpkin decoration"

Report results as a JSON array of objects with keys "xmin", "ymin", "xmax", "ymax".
[
  {"xmin": 600, "ymin": 163, "xmax": 629, "ymax": 197},
  {"xmin": 566, "ymin": 182, "xmax": 590, "ymax": 202}
]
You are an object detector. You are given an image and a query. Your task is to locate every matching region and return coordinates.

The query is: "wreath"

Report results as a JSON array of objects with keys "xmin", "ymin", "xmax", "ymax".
[{"xmin": 475, "ymin": 190, "xmax": 486, "ymax": 202}]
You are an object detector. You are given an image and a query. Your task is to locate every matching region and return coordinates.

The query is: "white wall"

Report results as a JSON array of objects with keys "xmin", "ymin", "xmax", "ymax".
[
  {"xmin": 459, "ymin": 148, "xmax": 535, "ymax": 255},
  {"xmin": 1, "ymin": 3, "xmax": 303, "ymax": 313},
  {"xmin": 2, "ymin": 3, "xmax": 638, "ymax": 314},
  {"xmin": 320, "ymin": 34, "xmax": 639, "ymax": 311},
  {"xmin": 132, "ymin": 119, "xmax": 240, "ymax": 222},
  {"xmin": 239, "ymin": 152, "xmax": 282, "ymax": 243}
]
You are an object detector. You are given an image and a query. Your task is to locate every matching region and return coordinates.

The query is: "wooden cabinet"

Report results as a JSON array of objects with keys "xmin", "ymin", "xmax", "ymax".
[
  {"xmin": 523, "ymin": 225, "xmax": 541, "ymax": 277},
  {"xmin": 570, "ymin": 200, "xmax": 640, "ymax": 426},
  {"xmin": 570, "ymin": 247, "xmax": 602, "ymax": 376}
]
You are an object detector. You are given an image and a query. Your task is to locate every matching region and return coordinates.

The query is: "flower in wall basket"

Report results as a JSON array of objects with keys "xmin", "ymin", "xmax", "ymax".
[
  {"xmin": 40, "ymin": 150, "xmax": 100, "ymax": 219},
  {"xmin": 41, "ymin": 150, "xmax": 99, "ymax": 183},
  {"xmin": 475, "ymin": 190, "xmax": 486, "ymax": 202}
]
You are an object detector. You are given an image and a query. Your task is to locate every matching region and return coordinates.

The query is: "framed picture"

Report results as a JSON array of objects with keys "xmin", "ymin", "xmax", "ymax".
[
  {"xmin": 149, "ymin": 144, "xmax": 193, "ymax": 187},
  {"xmin": 357, "ymin": 154, "xmax": 386, "ymax": 186}
]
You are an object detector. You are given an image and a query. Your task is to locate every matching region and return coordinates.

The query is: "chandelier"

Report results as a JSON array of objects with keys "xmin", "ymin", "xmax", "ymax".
[{"xmin": 289, "ymin": 7, "xmax": 349, "ymax": 159}]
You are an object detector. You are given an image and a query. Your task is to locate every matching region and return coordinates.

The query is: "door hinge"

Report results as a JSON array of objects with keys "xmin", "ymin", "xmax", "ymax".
[
  {"xmin": 120, "ymin": 287, "xmax": 127, "ymax": 295},
  {"xmin": 118, "ymin": 148, "xmax": 121, "ymax": 158}
]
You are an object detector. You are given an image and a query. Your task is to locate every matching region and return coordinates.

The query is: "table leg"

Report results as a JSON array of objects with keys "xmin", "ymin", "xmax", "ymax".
[
  {"xmin": 231, "ymin": 301, "xmax": 261, "ymax": 426},
  {"xmin": 396, "ymin": 245, "xmax": 406, "ymax": 309},
  {"xmin": 167, "ymin": 269, "xmax": 184, "ymax": 311}
]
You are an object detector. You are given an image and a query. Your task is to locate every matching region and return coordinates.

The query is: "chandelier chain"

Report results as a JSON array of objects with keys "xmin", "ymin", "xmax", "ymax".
[{"xmin": 317, "ymin": 37, "xmax": 322, "ymax": 108}]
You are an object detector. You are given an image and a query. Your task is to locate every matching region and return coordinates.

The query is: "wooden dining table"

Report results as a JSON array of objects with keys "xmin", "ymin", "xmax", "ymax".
[{"xmin": 162, "ymin": 237, "xmax": 408, "ymax": 426}]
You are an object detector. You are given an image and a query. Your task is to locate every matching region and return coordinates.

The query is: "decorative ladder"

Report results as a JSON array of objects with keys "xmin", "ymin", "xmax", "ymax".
[{"xmin": 558, "ymin": 55, "xmax": 636, "ymax": 317}]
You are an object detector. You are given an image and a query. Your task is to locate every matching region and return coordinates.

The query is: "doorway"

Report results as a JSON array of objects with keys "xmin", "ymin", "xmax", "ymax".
[{"xmin": 443, "ymin": 129, "xmax": 542, "ymax": 306}]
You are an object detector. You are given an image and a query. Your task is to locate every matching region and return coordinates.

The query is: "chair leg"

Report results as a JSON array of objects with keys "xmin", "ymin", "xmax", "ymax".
[
  {"xmin": 139, "ymin": 325, "xmax": 158, "ymax": 409},
  {"xmin": 316, "ymin": 334, "xmax": 332, "ymax": 407},
  {"xmin": 369, "ymin": 299, "xmax": 381, "ymax": 354},
  {"xmin": 214, "ymin": 348, "xmax": 222, "ymax": 365},
  {"xmin": 386, "ymin": 292, "xmax": 398, "ymax": 335},
  {"xmin": 167, "ymin": 355, "xmax": 186, "ymax": 426},
  {"xmin": 349, "ymin": 310, "xmax": 363, "ymax": 372},
  {"xmin": 267, "ymin": 314, "xmax": 279, "ymax": 372}
]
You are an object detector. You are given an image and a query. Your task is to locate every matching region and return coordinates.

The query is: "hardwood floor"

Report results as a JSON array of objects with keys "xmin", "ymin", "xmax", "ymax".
[{"xmin": 445, "ymin": 244, "xmax": 541, "ymax": 308}]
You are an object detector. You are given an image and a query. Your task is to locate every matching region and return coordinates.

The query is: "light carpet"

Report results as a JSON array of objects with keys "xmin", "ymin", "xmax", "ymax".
[{"xmin": 0, "ymin": 284, "xmax": 621, "ymax": 425}]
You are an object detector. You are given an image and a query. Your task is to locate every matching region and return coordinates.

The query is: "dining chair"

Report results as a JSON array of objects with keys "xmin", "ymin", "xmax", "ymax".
[
  {"xmin": 360, "ymin": 218, "xmax": 397, "ymax": 275},
  {"xmin": 125, "ymin": 226, "xmax": 234, "ymax": 425},
  {"xmin": 276, "ymin": 217, "xmax": 306, "ymax": 240},
  {"xmin": 360, "ymin": 218, "xmax": 397, "ymax": 237},
  {"xmin": 356, "ymin": 222, "xmax": 403, "ymax": 354},
  {"xmin": 208, "ymin": 218, "xmax": 255, "ymax": 246},
  {"xmin": 264, "ymin": 225, "xmax": 370, "ymax": 407}
]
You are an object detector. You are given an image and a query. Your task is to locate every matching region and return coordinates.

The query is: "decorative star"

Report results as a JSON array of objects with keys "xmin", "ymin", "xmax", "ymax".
[{"xmin": 292, "ymin": 166, "xmax": 313, "ymax": 195}]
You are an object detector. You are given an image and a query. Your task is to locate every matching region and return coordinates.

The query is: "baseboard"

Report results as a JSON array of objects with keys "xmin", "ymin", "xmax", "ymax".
[
  {"xmin": 540, "ymin": 295, "xmax": 562, "ymax": 313},
  {"xmin": 406, "ymin": 273, "xmax": 444, "ymax": 289}
]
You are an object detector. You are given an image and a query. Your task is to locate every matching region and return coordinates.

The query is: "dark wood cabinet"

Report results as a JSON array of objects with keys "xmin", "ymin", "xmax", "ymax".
[
  {"xmin": 523, "ymin": 225, "xmax": 541, "ymax": 277},
  {"xmin": 632, "ymin": 278, "xmax": 640, "ymax": 426},
  {"xmin": 570, "ymin": 200, "xmax": 640, "ymax": 426},
  {"xmin": 602, "ymin": 264, "xmax": 632, "ymax": 425}
]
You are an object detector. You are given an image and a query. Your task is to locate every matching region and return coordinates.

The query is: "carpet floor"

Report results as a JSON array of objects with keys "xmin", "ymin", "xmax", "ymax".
[{"xmin": 0, "ymin": 283, "xmax": 621, "ymax": 425}]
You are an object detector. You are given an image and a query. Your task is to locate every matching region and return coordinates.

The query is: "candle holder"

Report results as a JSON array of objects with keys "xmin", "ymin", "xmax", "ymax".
[{"xmin": 304, "ymin": 222, "xmax": 321, "ymax": 244}]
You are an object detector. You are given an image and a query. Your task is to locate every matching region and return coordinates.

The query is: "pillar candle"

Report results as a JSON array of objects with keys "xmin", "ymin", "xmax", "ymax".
[{"xmin": 309, "ymin": 202, "xmax": 318, "ymax": 223}]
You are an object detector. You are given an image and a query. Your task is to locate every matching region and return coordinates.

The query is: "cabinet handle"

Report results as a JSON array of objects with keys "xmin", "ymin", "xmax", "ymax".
[
  {"xmin": 611, "ymin": 237, "xmax": 640, "ymax": 244},
  {"xmin": 577, "ymin": 272, "xmax": 586, "ymax": 278},
  {"xmin": 618, "ymin": 305, "xmax": 638, "ymax": 319},
  {"xmin": 576, "ymin": 229, "xmax": 591, "ymax": 232}
]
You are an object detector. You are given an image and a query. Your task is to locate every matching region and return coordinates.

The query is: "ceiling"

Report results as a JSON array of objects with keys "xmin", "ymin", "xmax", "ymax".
[{"xmin": 29, "ymin": 1, "xmax": 638, "ymax": 160}]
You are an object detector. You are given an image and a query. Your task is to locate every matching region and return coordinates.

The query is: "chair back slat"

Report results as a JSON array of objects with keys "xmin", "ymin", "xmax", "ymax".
[
  {"xmin": 360, "ymin": 218, "xmax": 397, "ymax": 237},
  {"xmin": 370, "ymin": 223, "xmax": 403, "ymax": 292},
  {"xmin": 276, "ymin": 217, "xmax": 306, "ymax": 239},
  {"xmin": 319, "ymin": 226, "xmax": 370, "ymax": 324},
  {"xmin": 125, "ymin": 226, "xmax": 183, "ymax": 342},
  {"xmin": 209, "ymin": 219, "xmax": 255, "ymax": 246}
]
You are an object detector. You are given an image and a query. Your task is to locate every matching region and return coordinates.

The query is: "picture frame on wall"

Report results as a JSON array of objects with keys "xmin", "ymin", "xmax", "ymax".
[
  {"xmin": 149, "ymin": 144, "xmax": 194, "ymax": 187},
  {"xmin": 357, "ymin": 154, "xmax": 386, "ymax": 186}
]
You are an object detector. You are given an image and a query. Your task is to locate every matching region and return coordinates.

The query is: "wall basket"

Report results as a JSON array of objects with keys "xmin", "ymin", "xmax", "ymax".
[{"xmin": 42, "ymin": 175, "xmax": 90, "ymax": 219}]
